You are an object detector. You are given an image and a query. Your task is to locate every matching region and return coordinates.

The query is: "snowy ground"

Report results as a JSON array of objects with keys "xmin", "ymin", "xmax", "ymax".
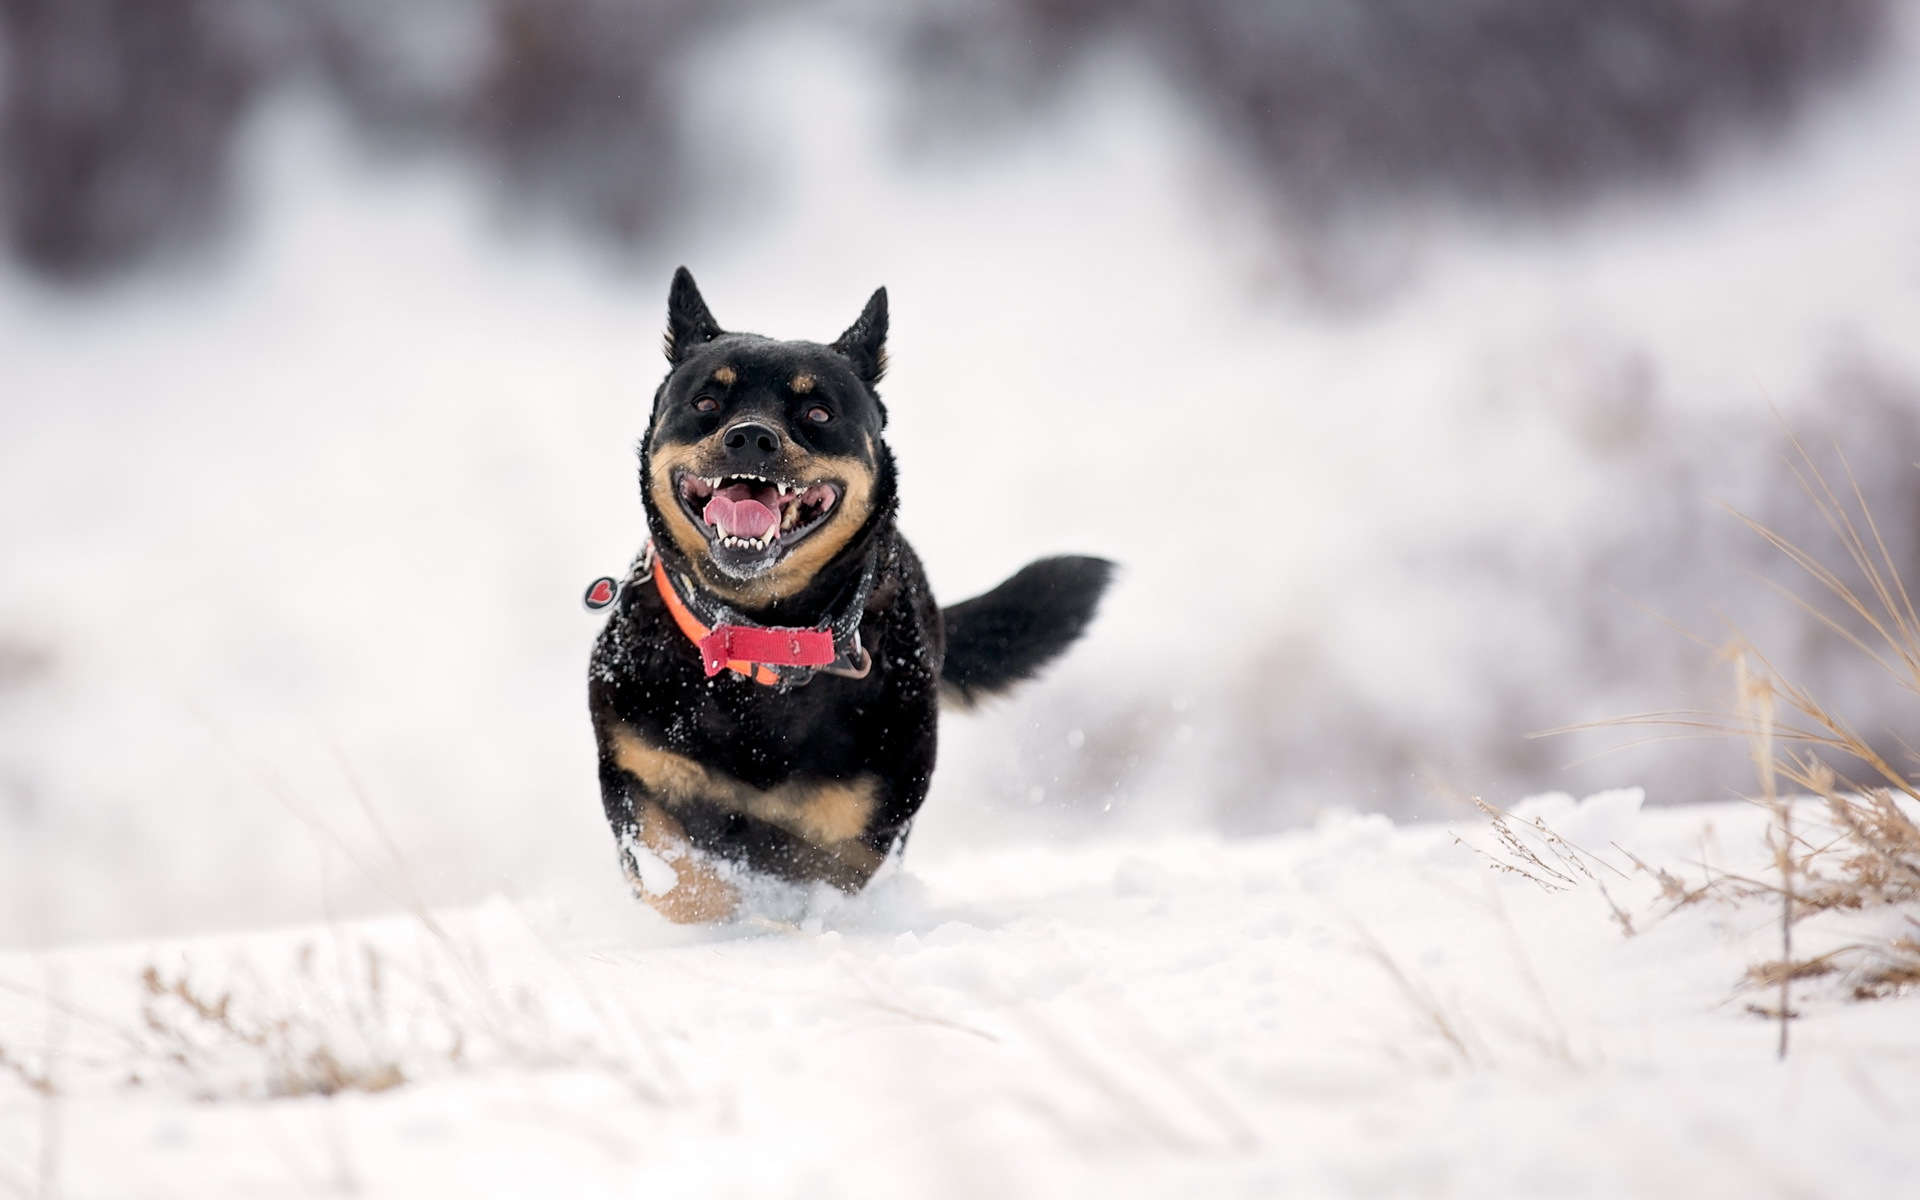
[
  {"xmin": 3, "ymin": 791, "xmax": 1915, "ymax": 1198},
  {"xmin": 6, "ymin": 7, "xmax": 1920, "ymax": 1194}
]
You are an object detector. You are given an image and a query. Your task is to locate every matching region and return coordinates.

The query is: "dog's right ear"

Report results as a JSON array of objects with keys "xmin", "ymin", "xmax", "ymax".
[{"xmin": 663, "ymin": 266, "xmax": 724, "ymax": 364}]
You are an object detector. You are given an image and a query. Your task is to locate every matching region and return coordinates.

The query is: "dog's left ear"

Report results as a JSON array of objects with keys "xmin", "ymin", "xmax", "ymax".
[{"xmin": 830, "ymin": 287, "xmax": 888, "ymax": 387}]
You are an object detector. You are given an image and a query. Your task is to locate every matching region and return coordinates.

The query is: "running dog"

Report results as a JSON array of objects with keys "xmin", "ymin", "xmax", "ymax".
[{"xmin": 588, "ymin": 268, "xmax": 1112, "ymax": 921}]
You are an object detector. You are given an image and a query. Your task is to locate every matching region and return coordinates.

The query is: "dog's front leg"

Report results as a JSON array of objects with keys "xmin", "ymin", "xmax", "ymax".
[
  {"xmin": 604, "ymin": 779, "xmax": 740, "ymax": 924},
  {"xmin": 623, "ymin": 799, "xmax": 740, "ymax": 924},
  {"xmin": 597, "ymin": 729, "xmax": 742, "ymax": 923}
]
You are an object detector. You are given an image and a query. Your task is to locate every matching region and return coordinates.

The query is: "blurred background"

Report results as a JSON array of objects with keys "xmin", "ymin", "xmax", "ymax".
[{"xmin": 4, "ymin": 0, "xmax": 1920, "ymax": 945}]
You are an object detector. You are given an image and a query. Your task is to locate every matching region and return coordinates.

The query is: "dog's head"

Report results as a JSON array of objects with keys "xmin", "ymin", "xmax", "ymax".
[{"xmin": 641, "ymin": 268, "xmax": 895, "ymax": 609}]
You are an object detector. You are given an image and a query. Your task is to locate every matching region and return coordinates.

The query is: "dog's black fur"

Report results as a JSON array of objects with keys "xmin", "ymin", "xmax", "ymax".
[{"xmin": 588, "ymin": 268, "xmax": 1112, "ymax": 921}]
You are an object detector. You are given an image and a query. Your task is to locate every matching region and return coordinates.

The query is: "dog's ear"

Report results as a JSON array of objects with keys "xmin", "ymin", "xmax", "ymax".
[
  {"xmin": 830, "ymin": 287, "xmax": 888, "ymax": 386},
  {"xmin": 663, "ymin": 266, "xmax": 724, "ymax": 364}
]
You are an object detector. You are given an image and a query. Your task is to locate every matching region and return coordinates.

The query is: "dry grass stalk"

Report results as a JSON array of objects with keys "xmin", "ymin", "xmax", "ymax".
[
  {"xmin": 1573, "ymin": 439, "xmax": 1920, "ymax": 1035},
  {"xmin": 1350, "ymin": 924, "xmax": 1484, "ymax": 1071},
  {"xmin": 3, "ymin": 923, "xmax": 669, "ymax": 1107},
  {"xmin": 1847, "ymin": 932, "xmax": 1920, "ymax": 999},
  {"xmin": 130, "ymin": 927, "xmax": 638, "ymax": 1101},
  {"xmin": 138, "ymin": 947, "xmax": 415, "ymax": 1099},
  {"xmin": 1609, "ymin": 843, "xmax": 1717, "ymax": 911},
  {"xmin": 1744, "ymin": 955, "xmax": 1838, "ymax": 988},
  {"xmin": 1450, "ymin": 792, "xmax": 1636, "ymax": 934},
  {"xmin": 1716, "ymin": 443, "xmax": 1920, "ymax": 934},
  {"xmin": 1735, "ymin": 651, "xmax": 1793, "ymax": 1058},
  {"xmin": 0, "ymin": 1043, "xmax": 53, "ymax": 1096},
  {"xmin": 1745, "ymin": 928, "xmax": 1920, "ymax": 1001}
]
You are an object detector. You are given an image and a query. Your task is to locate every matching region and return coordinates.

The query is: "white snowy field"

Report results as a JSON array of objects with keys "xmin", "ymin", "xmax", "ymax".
[
  {"xmin": 5, "ymin": 8, "xmax": 1920, "ymax": 1193},
  {"xmin": 3, "ymin": 790, "xmax": 1915, "ymax": 1199}
]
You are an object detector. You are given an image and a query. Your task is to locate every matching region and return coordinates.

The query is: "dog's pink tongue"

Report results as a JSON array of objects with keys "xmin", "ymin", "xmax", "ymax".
[{"xmin": 703, "ymin": 488, "xmax": 778, "ymax": 539}]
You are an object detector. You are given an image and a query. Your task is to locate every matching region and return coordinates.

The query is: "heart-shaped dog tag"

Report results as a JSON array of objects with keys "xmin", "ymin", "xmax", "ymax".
[{"xmin": 582, "ymin": 577, "xmax": 620, "ymax": 611}]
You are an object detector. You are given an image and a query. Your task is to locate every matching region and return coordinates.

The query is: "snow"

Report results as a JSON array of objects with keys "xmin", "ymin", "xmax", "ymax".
[
  {"xmin": 4, "ymin": 6, "xmax": 1920, "ymax": 1195},
  {"xmin": 3, "ymin": 793, "xmax": 1915, "ymax": 1197}
]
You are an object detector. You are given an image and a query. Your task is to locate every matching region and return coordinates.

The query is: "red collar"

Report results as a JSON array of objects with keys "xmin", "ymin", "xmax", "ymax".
[{"xmin": 651, "ymin": 556, "xmax": 837, "ymax": 685}]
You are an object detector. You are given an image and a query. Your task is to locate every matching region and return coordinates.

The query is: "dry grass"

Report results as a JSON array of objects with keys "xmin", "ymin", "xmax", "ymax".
[
  {"xmin": 1845, "ymin": 932, "xmax": 1920, "ymax": 999},
  {"xmin": 1742, "ymin": 928, "xmax": 1920, "ymax": 1002},
  {"xmin": 1352, "ymin": 926, "xmax": 1484, "ymax": 1072},
  {"xmin": 0, "ymin": 1043, "xmax": 53, "ymax": 1096},
  {"xmin": 0, "ymin": 760, "xmax": 679, "ymax": 1108},
  {"xmin": 136, "ymin": 942, "xmax": 417, "ymax": 1099},
  {"xmin": 1645, "ymin": 441, "xmax": 1920, "ymax": 903},
  {"xmin": 1563, "ymin": 437, "xmax": 1920, "ymax": 1045},
  {"xmin": 1444, "ymin": 786, "xmax": 1637, "ymax": 935},
  {"xmin": 0, "ymin": 919, "xmax": 673, "ymax": 1107},
  {"xmin": 90, "ymin": 733, "xmax": 685, "ymax": 1105}
]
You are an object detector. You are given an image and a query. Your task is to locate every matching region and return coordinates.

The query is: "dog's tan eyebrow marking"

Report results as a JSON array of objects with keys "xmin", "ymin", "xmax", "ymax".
[
  {"xmin": 790, "ymin": 373, "xmax": 815, "ymax": 394},
  {"xmin": 712, "ymin": 365, "xmax": 737, "ymax": 386}
]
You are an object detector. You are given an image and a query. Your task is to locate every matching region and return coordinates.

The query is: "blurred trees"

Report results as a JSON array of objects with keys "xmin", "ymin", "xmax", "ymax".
[{"xmin": 0, "ymin": 0, "xmax": 1888, "ymax": 282}]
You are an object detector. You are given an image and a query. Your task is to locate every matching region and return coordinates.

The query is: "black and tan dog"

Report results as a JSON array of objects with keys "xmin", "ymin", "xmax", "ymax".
[{"xmin": 588, "ymin": 268, "xmax": 1112, "ymax": 922}]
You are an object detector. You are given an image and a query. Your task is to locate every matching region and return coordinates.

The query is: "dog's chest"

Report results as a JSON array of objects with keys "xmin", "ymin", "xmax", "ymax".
[
  {"xmin": 600, "ymin": 618, "xmax": 899, "ymax": 784},
  {"xmin": 668, "ymin": 676, "xmax": 880, "ymax": 782}
]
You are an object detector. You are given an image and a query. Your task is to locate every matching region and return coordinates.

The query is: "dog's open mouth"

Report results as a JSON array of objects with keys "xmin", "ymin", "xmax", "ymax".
[{"xmin": 676, "ymin": 471, "xmax": 841, "ymax": 574}]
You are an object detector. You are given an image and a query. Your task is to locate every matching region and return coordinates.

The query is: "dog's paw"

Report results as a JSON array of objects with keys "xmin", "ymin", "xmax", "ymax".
[
  {"xmin": 639, "ymin": 858, "xmax": 739, "ymax": 924},
  {"xmin": 624, "ymin": 803, "xmax": 741, "ymax": 924}
]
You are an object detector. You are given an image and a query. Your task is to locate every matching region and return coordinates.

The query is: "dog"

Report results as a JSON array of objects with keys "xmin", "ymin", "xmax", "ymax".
[{"xmin": 588, "ymin": 268, "xmax": 1112, "ymax": 922}]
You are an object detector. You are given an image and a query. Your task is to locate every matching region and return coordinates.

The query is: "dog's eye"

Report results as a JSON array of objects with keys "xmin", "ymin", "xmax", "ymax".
[
  {"xmin": 806, "ymin": 406, "xmax": 832, "ymax": 424},
  {"xmin": 692, "ymin": 395, "xmax": 719, "ymax": 414}
]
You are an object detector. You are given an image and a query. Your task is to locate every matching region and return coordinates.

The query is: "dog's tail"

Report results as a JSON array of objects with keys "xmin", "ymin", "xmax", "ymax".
[{"xmin": 939, "ymin": 556, "xmax": 1115, "ymax": 708}]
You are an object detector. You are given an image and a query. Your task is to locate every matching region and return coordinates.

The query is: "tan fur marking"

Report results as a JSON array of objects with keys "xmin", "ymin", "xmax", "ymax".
[
  {"xmin": 609, "ymin": 724, "xmax": 711, "ymax": 803},
  {"xmin": 790, "ymin": 373, "xmax": 815, "ymax": 394},
  {"xmin": 633, "ymin": 802, "xmax": 739, "ymax": 924},
  {"xmin": 742, "ymin": 452, "xmax": 875, "ymax": 604},
  {"xmin": 647, "ymin": 440, "xmax": 717, "ymax": 566},
  {"xmin": 608, "ymin": 724, "xmax": 882, "ymax": 873},
  {"xmin": 712, "ymin": 365, "xmax": 737, "ymax": 386},
  {"xmin": 821, "ymin": 839, "xmax": 884, "ymax": 883},
  {"xmin": 751, "ymin": 777, "xmax": 879, "ymax": 849}
]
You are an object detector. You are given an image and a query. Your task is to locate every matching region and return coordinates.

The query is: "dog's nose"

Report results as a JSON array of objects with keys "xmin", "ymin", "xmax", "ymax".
[{"xmin": 722, "ymin": 421, "xmax": 782, "ymax": 463}]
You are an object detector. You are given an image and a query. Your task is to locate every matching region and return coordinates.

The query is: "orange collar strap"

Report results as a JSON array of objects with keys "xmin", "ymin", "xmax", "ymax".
[{"xmin": 651, "ymin": 556, "xmax": 839, "ymax": 685}]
